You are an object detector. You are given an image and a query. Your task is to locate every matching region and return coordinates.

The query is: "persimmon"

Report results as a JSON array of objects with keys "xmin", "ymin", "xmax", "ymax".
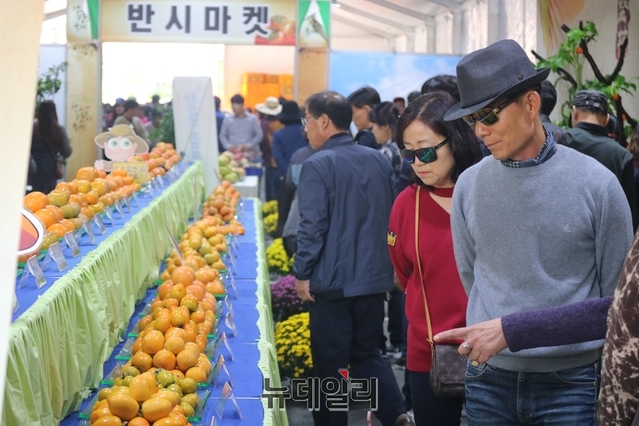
[
  {"xmin": 171, "ymin": 267, "xmax": 195, "ymax": 286},
  {"xmin": 165, "ymin": 336, "xmax": 185, "ymax": 355},
  {"xmin": 141, "ymin": 330, "xmax": 165, "ymax": 355},
  {"xmin": 176, "ymin": 349, "xmax": 198, "ymax": 371},
  {"xmin": 34, "ymin": 209, "xmax": 56, "ymax": 228},
  {"xmin": 153, "ymin": 349, "xmax": 176, "ymax": 370},
  {"xmin": 24, "ymin": 191, "xmax": 49, "ymax": 212},
  {"xmin": 185, "ymin": 366, "xmax": 207, "ymax": 383},
  {"xmin": 131, "ymin": 351, "xmax": 153, "ymax": 372}
]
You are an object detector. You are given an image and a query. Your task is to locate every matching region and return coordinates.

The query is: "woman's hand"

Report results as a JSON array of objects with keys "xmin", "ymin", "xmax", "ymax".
[{"xmin": 434, "ymin": 318, "xmax": 507, "ymax": 364}]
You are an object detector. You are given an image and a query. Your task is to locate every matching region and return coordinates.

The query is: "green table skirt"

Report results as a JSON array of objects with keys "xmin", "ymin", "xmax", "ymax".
[{"xmin": 3, "ymin": 163, "xmax": 206, "ymax": 425}]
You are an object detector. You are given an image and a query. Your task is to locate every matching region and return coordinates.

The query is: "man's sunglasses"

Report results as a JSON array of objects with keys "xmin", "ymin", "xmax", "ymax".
[
  {"xmin": 400, "ymin": 139, "xmax": 449, "ymax": 164},
  {"xmin": 462, "ymin": 96, "xmax": 519, "ymax": 129}
]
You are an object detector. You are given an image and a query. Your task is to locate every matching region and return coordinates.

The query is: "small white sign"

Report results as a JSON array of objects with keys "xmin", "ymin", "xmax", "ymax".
[
  {"xmin": 114, "ymin": 200, "xmax": 125, "ymax": 218},
  {"xmin": 64, "ymin": 231, "xmax": 81, "ymax": 257},
  {"xmin": 224, "ymin": 313, "xmax": 238, "ymax": 337},
  {"xmin": 27, "ymin": 255, "xmax": 46, "ymax": 288},
  {"xmin": 49, "ymin": 242, "xmax": 68, "ymax": 271},
  {"xmin": 224, "ymin": 296, "xmax": 235, "ymax": 320},
  {"xmin": 220, "ymin": 332, "xmax": 235, "ymax": 361},
  {"xmin": 105, "ymin": 207, "xmax": 115, "ymax": 225},
  {"xmin": 83, "ymin": 221, "xmax": 95, "ymax": 244},
  {"xmin": 93, "ymin": 215, "xmax": 106, "ymax": 234}
]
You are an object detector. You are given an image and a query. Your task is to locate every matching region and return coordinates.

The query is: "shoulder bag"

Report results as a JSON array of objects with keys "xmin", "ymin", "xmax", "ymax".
[{"xmin": 414, "ymin": 186, "xmax": 467, "ymax": 398}]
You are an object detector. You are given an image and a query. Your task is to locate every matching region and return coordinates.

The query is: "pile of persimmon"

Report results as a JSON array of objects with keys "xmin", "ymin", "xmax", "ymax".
[
  {"xmin": 128, "ymin": 143, "xmax": 181, "ymax": 179},
  {"xmin": 21, "ymin": 167, "xmax": 140, "ymax": 261},
  {"xmin": 201, "ymin": 182, "xmax": 244, "ymax": 229},
  {"xmin": 89, "ymin": 366, "xmax": 198, "ymax": 426}
]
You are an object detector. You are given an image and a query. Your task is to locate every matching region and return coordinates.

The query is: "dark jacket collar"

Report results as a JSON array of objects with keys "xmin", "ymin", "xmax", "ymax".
[
  {"xmin": 575, "ymin": 122, "xmax": 610, "ymax": 138},
  {"xmin": 318, "ymin": 132, "xmax": 353, "ymax": 151}
]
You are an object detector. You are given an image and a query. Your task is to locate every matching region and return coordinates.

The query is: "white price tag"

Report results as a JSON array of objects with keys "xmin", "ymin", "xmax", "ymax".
[
  {"xmin": 214, "ymin": 381, "xmax": 242, "ymax": 419},
  {"xmin": 224, "ymin": 313, "xmax": 238, "ymax": 337},
  {"xmin": 49, "ymin": 242, "xmax": 68, "ymax": 271},
  {"xmin": 228, "ymin": 271, "xmax": 238, "ymax": 299},
  {"xmin": 114, "ymin": 200, "xmax": 125, "ymax": 218},
  {"xmin": 220, "ymin": 332, "xmax": 235, "ymax": 361},
  {"xmin": 105, "ymin": 207, "xmax": 115, "ymax": 225},
  {"xmin": 26, "ymin": 255, "xmax": 46, "ymax": 288},
  {"xmin": 83, "ymin": 221, "xmax": 95, "ymax": 244},
  {"xmin": 212, "ymin": 355, "xmax": 233, "ymax": 388},
  {"xmin": 224, "ymin": 296, "xmax": 235, "ymax": 320},
  {"xmin": 93, "ymin": 215, "xmax": 106, "ymax": 234},
  {"xmin": 64, "ymin": 231, "xmax": 81, "ymax": 257}
]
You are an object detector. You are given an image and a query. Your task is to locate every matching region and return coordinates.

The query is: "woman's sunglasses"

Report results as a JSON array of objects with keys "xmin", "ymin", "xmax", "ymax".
[
  {"xmin": 462, "ymin": 96, "xmax": 519, "ymax": 129},
  {"xmin": 400, "ymin": 139, "xmax": 449, "ymax": 164}
]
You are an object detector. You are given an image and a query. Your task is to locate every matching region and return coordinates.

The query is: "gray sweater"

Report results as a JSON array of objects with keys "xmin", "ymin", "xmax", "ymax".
[{"xmin": 451, "ymin": 146, "xmax": 632, "ymax": 372}]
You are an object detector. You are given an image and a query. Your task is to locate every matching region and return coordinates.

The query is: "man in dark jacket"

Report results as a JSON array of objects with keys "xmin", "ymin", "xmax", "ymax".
[
  {"xmin": 566, "ymin": 90, "xmax": 638, "ymax": 232},
  {"xmin": 294, "ymin": 91, "xmax": 413, "ymax": 426},
  {"xmin": 347, "ymin": 86, "xmax": 380, "ymax": 150}
]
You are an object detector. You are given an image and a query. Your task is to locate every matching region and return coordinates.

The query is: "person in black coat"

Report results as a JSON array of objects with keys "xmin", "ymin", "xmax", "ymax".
[
  {"xmin": 29, "ymin": 101, "xmax": 72, "ymax": 193},
  {"xmin": 566, "ymin": 90, "xmax": 638, "ymax": 232}
]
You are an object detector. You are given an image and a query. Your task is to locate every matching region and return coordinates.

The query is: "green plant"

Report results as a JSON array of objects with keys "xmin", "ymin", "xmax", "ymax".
[
  {"xmin": 151, "ymin": 105, "xmax": 175, "ymax": 145},
  {"xmin": 532, "ymin": 21, "xmax": 637, "ymax": 144},
  {"xmin": 36, "ymin": 62, "xmax": 67, "ymax": 106},
  {"xmin": 274, "ymin": 312, "xmax": 313, "ymax": 379}
]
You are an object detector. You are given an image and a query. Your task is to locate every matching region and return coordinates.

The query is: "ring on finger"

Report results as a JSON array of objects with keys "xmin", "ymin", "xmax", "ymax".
[{"xmin": 462, "ymin": 341, "xmax": 472, "ymax": 351}]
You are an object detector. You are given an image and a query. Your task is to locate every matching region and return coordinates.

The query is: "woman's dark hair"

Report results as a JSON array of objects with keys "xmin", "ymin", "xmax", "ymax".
[
  {"xmin": 368, "ymin": 101, "xmax": 400, "ymax": 140},
  {"xmin": 421, "ymin": 75, "xmax": 460, "ymax": 101},
  {"xmin": 346, "ymin": 86, "xmax": 381, "ymax": 108},
  {"xmin": 306, "ymin": 91, "xmax": 352, "ymax": 131},
  {"xmin": 396, "ymin": 91, "xmax": 482, "ymax": 184},
  {"xmin": 34, "ymin": 100, "xmax": 65, "ymax": 153}
]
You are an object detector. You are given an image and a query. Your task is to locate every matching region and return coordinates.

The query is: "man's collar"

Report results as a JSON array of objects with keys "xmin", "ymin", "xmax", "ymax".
[
  {"xmin": 574, "ymin": 122, "xmax": 610, "ymax": 138},
  {"xmin": 318, "ymin": 132, "xmax": 352, "ymax": 151}
]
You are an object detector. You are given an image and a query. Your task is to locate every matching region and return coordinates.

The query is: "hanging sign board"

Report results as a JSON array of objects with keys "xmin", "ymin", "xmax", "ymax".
[{"xmin": 102, "ymin": 0, "xmax": 296, "ymax": 45}]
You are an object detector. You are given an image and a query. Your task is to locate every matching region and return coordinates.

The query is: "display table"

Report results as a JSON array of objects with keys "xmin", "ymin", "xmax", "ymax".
[
  {"xmin": 234, "ymin": 175, "xmax": 260, "ymax": 198},
  {"xmin": 4, "ymin": 163, "xmax": 206, "ymax": 426},
  {"xmin": 57, "ymin": 198, "xmax": 287, "ymax": 426}
]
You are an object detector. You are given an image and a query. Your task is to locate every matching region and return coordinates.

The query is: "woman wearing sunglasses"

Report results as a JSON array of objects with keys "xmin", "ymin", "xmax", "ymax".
[{"xmin": 388, "ymin": 91, "xmax": 482, "ymax": 426}]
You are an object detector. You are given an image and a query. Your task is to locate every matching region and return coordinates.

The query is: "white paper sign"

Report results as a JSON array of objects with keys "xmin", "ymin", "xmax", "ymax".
[
  {"xmin": 26, "ymin": 255, "xmax": 46, "ymax": 288},
  {"xmin": 224, "ymin": 296, "xmax": 235, "ymax": 320},
  {"xmin": 224, "ymin": 313, "xmax": 238, "ymax": 337},
  {"xmin": 64, "ymin": 231, "xmax": 81, "ymax": 257},
  {"xmin": 49, "ymin": 242, "xmax": 68, "ymax": 271},
  {"xmin": 105, "ymin": 207, "xmax": 115, "ymax": 225},
  {"xmin": 114, "ymin": 200, "xmax": 125, "ymax": 218},
  {"xmin": 83, "ymin": 221, "xmax": 95, "ymax": 244},
  {"xmin": 93, "ymin": 215, "xmax": 106, "ymax": 234}
]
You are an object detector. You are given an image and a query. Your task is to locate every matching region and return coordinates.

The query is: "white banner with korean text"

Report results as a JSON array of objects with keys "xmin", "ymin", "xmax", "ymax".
[
  {"xmin": 173, "ymin": 77, "xmax": 219, "ymax": 194},
  {"xmin": 101, "ymin": 0, "xmax": 296, "ymax": 45}
]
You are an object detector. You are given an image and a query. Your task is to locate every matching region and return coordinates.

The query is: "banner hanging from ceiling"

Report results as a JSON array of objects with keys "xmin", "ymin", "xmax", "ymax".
[{"xmin": 101, "ymin": 0, "xmax": 297, "ymax": 45}]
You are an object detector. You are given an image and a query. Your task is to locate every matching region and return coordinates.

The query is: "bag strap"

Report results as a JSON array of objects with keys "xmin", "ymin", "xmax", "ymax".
[{"xmin": 414, "ymin": 187, "xmax": 435, "ymax": 349}]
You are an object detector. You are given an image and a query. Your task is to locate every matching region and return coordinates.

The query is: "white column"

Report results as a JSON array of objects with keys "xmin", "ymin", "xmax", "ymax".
[
  {"xmin": 414, "ymin": 24, "xmax": 428, "ymax": 53},
  {"xmin": 426, "ymin": 22, "xmax": 437, "ymax": 53},
  {"xmin": 486, "ymin": 0, "xmax": 501, "ymax": 45}
]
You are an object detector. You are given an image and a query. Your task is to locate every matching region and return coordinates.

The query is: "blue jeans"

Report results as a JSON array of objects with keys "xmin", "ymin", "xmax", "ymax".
[{"xmin": 465, "ymin": 361, "xmax": 600, "ymax": 425}]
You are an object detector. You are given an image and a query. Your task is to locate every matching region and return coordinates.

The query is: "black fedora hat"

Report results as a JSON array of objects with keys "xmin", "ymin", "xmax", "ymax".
[
  {"xmin": 444, "ymin": 39, "xmax": 550, "ymax": 121},
  {"xmin": 276, "ymin": 100, "xmax": 302, "ymax": 121}
]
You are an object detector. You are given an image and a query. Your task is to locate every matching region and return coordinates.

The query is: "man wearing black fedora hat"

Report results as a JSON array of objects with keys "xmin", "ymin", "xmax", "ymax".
[
  {"xmin": 445, "ymin": 39, "xmax": 633, "ymax": 424},
  {"xmin": 565, "ymin": 89, "xmax": 638, "ymax": 232}
]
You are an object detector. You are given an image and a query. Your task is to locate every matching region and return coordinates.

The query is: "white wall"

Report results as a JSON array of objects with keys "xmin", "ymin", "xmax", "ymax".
[
  {"xmin": 331, "ymin": 17, "xmax": 393, "ymax": 52},
  {"xmin": 223, "ymin": 45, "xmax": 295, "ymax": 108},
  {"xmin": 38, "ymin": 44, "xmax": 67, "ymax": 126}
]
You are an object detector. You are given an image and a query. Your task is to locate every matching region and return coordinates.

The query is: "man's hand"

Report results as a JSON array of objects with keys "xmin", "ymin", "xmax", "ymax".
[
  {"xmin": 295, "ymin": 279, "xmax": 315, "ymax": 302},
  {"xmin": 433, "ymin": 318, "xmax": 507, "ymax": 364}
]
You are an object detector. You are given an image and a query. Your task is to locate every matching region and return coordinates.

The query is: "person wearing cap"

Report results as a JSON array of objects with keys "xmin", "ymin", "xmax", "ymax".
[
  {"xmin": 565, "ymin": 90, "xmax": 638, "ymax": 232},
  {"xmin": 445, "ymin": 39, "xmax": 632, "ymax": 424},
  {"xmin": 272, "ymin": 101, "xmax": 307, "ymax": 236},
  {"xmin": 219, "ymin": 94, "xmax": 263, "ymax": 161},
  {"xmin": 255, "ymin": 96, "xmax": 284, "ymax": 201}
]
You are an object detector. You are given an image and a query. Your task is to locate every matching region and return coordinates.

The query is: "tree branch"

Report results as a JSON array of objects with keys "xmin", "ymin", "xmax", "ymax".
[
  {"xmin": 531, "ymin": 50, "xmax": 578, "ymax": 88},
  {"xmin": 580, "ymin": 39, "xmax": 607, "ymax": 83},
  {"xmin": 605, "ymin": 38, "xmax": 628, "ymax": 85}
]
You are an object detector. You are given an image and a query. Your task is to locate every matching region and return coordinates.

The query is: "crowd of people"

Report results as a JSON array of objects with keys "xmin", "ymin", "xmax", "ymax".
[{"xmin": 275, "ymin": 39, "xmax": 639, "ymax": 426}]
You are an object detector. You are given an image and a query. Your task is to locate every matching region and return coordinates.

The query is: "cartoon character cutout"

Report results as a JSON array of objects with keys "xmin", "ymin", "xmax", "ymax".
[
  {"xmin": 19, "ymin": 208, "xmax": 45, "ymax": 257},
  {"xmin": 94, "ymin": 125, "xmax": 149, "ymax": 171}
]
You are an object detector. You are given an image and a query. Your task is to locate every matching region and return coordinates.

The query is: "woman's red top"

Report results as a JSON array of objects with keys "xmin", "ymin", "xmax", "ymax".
[{"xmin": 388, "ymin": 184, "xmax": 468, "ymax": 372}]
